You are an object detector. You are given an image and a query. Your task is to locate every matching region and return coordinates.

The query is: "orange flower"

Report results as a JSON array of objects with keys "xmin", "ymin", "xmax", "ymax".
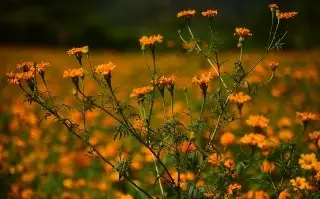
[
  {"xmin": 240, "ymin": 133, "xmax": 266, "ymax": 148},
  {"xmin": 6, "ymin": 71, "xmax": 35, "ymax": 84},
  {"xmin": 36, "ymin": 61, "xmax": 50, "ymax": 72},
  {"xmin": 63, "ymin": 68, "xmax": 85, "ymax": 78},
  {"xmin": 139, "ymin": 34, "xmax": 163, "ymax": 47},
  {"xmin": 278, "ymin": 130, "xmax": 294, "ymax": 142},
  {"xmin": 315, "ymin": 172, "xmax": 320, "ymax": 182},
  {"xmin": 290, "ymin": 177, "xmax": 310, "ymax": 190},
  {"xmin": 268, "ymin": 4, "xmax": 279, "ymax": 11},
  {"xmin": 17, "ymin": 61, "xmax": 34, "ymax": 69},
  {"xmin": 277, "ymin": 117, "xmax": 292, "ymax": 128},
  {"xmin": 261, "ymin": 161, "xmax": 275, "ymax": 172},
  {"xmin": 21, "ymin": 189, "xmax": 34, "ymax": 199},
  {"xmin": 227, "ymin": 183, "xmax": 241, "ymax": 196},
  {"xmin": 208, "ymin": 153, "xmax": 222, "ymax": 166},
  {"xmin": 180, "ymin": 141, "xmax": 196, "ymax": 152},
  {"xmin": 224, "ymin": 159, "xmax": 235, "ymax": 168},
  {"xmin": 177, "ymin": 9, "xmax": 196, "ymax": 18},
  {"xmin": 246, "ymin": 115, "xmax": 269, "ymax": 129},
  {"xmin": 278, "ymin": 12, "xmax": 298, "ymax": 20},
  {"xmin": 309, "ymin": 131, "xmax": 320, "ymax": 141},
  {"xmin": 192, "ymin": 72, "xmax": 213, "ymax": 93},
  {"xmin": 67, "ymin": 46, "xmax": 89, "ymax": 56},
  {"xmin": 229, "ymin": 92, "xmax": 251, "ymax": 104},
  {"xmin": 95, "ymin": 62, "xmax": 116, "ymax": 75},
  {"xmin": 268, "ymin": 62, "xmax": 279, "ymax": 71},
  {"xmin": 279, "ymin": 189, "xmax": 291, "ymax": 199},
  {"xmin": 296, "ymin": 112, "xmax": 318, "ymax": 123},
  {"xmin": 234, "ymin": 27, "xmax": 252, "ymax": 38},
  {"xmin": 299, "ymin": 153, "xmax": 318, "ymax": 170},
  {"xmin": 130, "ymin": 86, "xmax": 154, "ymax": 99},
  {"xmin": 201, "ymin": 10, "xmax": 218, "ymax": 17},
  {"xmin": 220, "ymin": 132, "xmax": 235, "ymax": 146}
]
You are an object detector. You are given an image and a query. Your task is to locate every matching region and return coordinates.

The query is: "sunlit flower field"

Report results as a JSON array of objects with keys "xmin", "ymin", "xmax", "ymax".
[{"xmin": 0, "ymin": 45, "xmax": 319, "ymax": 199}]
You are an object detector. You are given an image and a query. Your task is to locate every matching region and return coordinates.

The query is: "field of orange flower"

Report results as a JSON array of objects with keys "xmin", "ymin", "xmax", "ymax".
[{"xmin": 0, "ymin": 4, "xmax": 320, "ymax": 199}]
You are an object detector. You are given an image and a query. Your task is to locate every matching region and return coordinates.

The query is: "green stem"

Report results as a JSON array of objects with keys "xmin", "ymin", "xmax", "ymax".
[
  {"xmin": 200, "ymin": 93, "xmax": 206, "ymax": 120},
  {"xmin": 161, "ymin": 95, "xmax": 168, "ymax": 120}
]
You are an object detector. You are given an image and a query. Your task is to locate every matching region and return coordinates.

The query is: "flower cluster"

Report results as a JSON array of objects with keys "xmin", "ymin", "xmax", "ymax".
[
  {"xmin": 6, "ymin": 71, "xmax": 34, "ymax": 84},
  {"xmin": 177, "ymin": 9, "xmax": 196, "ymax": 18},
  {"xmin": 309, "ymin": 131, "xmax": 320, "ymax": 141},
  {"xmin": 201, "ymin": 10, "xmax": 218, "ymax": 18},
  {"xmin": 227, "ymin": 183, "xmax": 241, "ymax": 196},
  {"xmin": 139, "ymin": 34, "xmax": 163, "ymax": 48},
  {"xmin": 6, "ymin": 61, "xmax": 50, "ymax": 85},
  {"xmin": 246, "ymin": 115, "xmax": 269, "ymax": 129},
  {"xmin": 240, "ymin": 133, "xmax": 266, "ymax": 148}
]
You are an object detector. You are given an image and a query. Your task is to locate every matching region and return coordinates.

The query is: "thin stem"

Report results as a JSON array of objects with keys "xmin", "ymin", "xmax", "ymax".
[
  {"xmin": 184, "ymin": 89, "xmax": 193, "ymax": 124},
  {"xmin": 152, "ymin": 155, "xmax": 164, "ymax": 196},
  {"xmin": 170, "ymin": 92, "xmax": 174, "ymax": 119},
  {"xmin": 161, "ymin": 95, "xmax": 168, "ymax": 120},
  {"xmin": 268, "ymin": 18, "xmax": 280, "ymax": 51},
  {"xmin": 239, "ymin": 45, "xmax": 243, "ymax": 62},
  {"xmin": 268, "ymin": 11, "xmax": 275, "ymax": 46},
  {"xmin": 200, "ymin": 93, "xmax": 206, "ymax": 120}
]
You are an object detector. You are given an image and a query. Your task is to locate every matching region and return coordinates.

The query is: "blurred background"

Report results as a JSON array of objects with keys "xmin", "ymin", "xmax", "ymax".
[{"xmin": 1, "ymin": 0, "xmax": 319, "ymax": 50}]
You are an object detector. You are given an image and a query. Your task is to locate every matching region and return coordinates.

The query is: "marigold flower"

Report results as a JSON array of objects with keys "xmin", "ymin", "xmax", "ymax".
[
  {"xmin": 227, "ymin": 183, "xmax": 241, "ymax": 196},
  {"xmin": 130, "ymin": 86, "xmax": 154, "ymax": 100},
  {"xmin": 278, "ymin": 130, "xmax": 294, "ymax": 142},
  {"xmin": 299, "ymin": 153, "xmax": 318, "ymax": 170},
  {"xmin": 95, "ymin": 62, "xmax": 116, "ymax": 75},
  {"xmin": 224, "ymin": 159, "xmax": 235, "ymax": 168},
  {"xmin": 240, "ymin": 133, "xmax": 266, "ymax": 148},
  {"xmin": 315, "ymin": 172, "xmax": 320, "ymax": 182},
  {"xmin": 262, "ymin": 161, "xmax": 275, "ymax": 172},
  {"xmin": 277, "ymin": 117, "xmax": 292, "ymax": 128},
  {"xmin": 139, "ymin": 34, "xmax": 163, "ymax": 47},
  {"xmin": 234, "ymin": 27, "xmax": 252, "ymax": 38},
  {"xmin": 229, "ymin": 92, "xmax": 251, "ymax": 104},
  {"xmin": 16, "ymin": 61, "xmax": 34, "ymax": 70},
  {"xmin": 309, "ymin": 131, "xmax": 320, "ymax": 141},
  {"xmin": 63, "ymin": 68, "xmax": 85, "ymax": 78},
  {"xmin": 268, "ymin": 4, "xmax": 279, "ymax": 11},
  {"xmin": 290, "ymin": 177, "xmax": 310, "ymax": 190},
  {"xmin": 279, "ymin": 189, "xmax": 291, "ymax": 199},
  {"xmin": 296, "ymin": 112, "xmax": 318, "ymax": 123},
  {"xmin": 201, "ymin": 10, "xmax": 218, "ymax": 17},
  {"xmin": 220, "ymin": 132, "xmax": 235, "ymax": 146},
  {"xmin": 177, "ymin": 9, "xmax": 196, "ymax": 18},
  {"xmin": 246, "ymin": 115, "xmax": 269, "ymax": 129},
  {"xmin": 67, "ymin": 46, "xmax": 89, "ymax": 56},
  {"xmin": 36, "ymin": 61, "xmax": 50, "ymax": 72},
  {"xmin": 6, "ymin": 71, "xmax": 35, "ymax": 85},
  {"xmin": 278, "ymin": 12, "xmax": 298, "ymax": 20},
  {"xmin": 208, "ymin": 153, "xmax": 222, "ymax": 166},
  {"xmin": 269, "ymin": 62, "xmax": 279, "ymax": 71},
  {"xmin": 21, "ymin": 189, "xmax": 34, "ymax": 199},
  {"xmin": 192, "ymin": 72, "xmax": 213, "ymax": 94}
]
